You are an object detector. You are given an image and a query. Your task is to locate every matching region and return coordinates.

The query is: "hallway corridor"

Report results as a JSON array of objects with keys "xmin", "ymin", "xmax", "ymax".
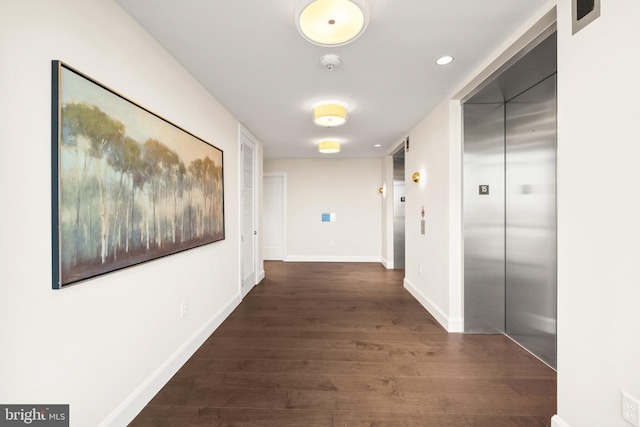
[{"xmin": 131, "ymin": 262, "xmax": 556, "ymax": 426}]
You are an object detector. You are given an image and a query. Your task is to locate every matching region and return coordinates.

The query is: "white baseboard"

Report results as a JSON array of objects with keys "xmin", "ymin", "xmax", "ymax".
[
  {"xmin": 285, "ymin": 255, "xmax": 382, "ymax": 263},
  {"xmin": 447, "ymin": 315, "xmax": 464, "ymax": 333},
  {"xmin": 381, "ymin": 257, "xmax": 394, "ymax": 269},
  {"xmin": 257, "ymin": 269, "xmax": 265, "ymax": 284},
  {"xmin": 99, "ymin": 294, "xmax": 242, "ymax": 427},
  {"xmin": 551, "ymin": 415, "xmax": 570, "ymax": 427},
  {"xmin": 403, "ymin": 277, "xmax": 463, "ymax": 333}
]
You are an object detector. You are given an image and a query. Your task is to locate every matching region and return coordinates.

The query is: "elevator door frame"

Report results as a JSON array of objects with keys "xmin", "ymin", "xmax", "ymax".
[
  {"xmin": 462, "ymin": 31, "xmax": 557, "ymax": 369},
  {"xmin": 392, "ymin": 145, "xmax": 406, "ymax": 270}
]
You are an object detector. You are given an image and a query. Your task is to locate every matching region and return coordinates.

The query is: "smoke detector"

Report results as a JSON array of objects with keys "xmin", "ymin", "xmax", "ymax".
[{"xmin": 320, "ymin": 54, "xmax": 341, "ymax": 71}]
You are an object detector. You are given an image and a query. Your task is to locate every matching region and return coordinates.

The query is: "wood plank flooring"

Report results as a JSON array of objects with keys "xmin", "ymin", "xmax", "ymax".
[{"xmin": 130, "ymin": 262, "xmax": 556, "ymax": 426}]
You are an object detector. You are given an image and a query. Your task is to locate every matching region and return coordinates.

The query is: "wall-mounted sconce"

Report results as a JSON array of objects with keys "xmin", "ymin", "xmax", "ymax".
[{"xmin": 412, "ymin": 172, "xmax": 421, "ymax": 183}]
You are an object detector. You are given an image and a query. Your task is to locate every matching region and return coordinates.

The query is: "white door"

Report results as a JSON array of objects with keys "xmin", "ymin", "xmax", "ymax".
[
  {"xmin": 240, "ymin": 129, "xmax": 257, "ymax": 297},
  {"xmin": 263, "ymin": 174, "xmax": 285, "ymax": 260}
]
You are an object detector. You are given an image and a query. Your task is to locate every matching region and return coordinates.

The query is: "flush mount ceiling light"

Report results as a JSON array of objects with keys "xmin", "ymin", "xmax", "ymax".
[
  {"xmin": 296, "ymin": 0, "xmax": 371, "ymax": 47},
  {"xmin": 313, "ymin": 103, "xmax": 347, "ymax": 127},
  {"xmin": 318, "ymin": 140, "xmax": 341, "ymax": 154}
]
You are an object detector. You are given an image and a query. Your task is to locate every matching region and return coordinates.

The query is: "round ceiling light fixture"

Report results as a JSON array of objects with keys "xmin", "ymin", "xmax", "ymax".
[
  {"xmin": 313, "ymin": 103, "xmax": 347, "ymax": 127},
  {"xmin": 436, "ymin": 55, "xmax": 454, "ymax": 65},
  {"xmin": 296, "ymin": 0, "xmax": 371, "ymax": 47},
  {"xmin": 318, "ymin": 140, "xmax": 341, "ymax": 154}
]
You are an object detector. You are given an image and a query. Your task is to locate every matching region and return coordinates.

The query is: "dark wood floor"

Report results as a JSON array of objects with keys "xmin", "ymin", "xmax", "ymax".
[{"xmin": 130, "ymin": 262, "xmax": 556, "ymax": 426}]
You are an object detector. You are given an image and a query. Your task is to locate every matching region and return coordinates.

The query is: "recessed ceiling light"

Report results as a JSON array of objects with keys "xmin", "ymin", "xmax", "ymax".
[
  {"xmin": 374, "ymin": 144, "xmax": 381, "ymax": 147},
  {"xmin": 436, "ymin": 55, "xmax": 454, "ymax": 65}
]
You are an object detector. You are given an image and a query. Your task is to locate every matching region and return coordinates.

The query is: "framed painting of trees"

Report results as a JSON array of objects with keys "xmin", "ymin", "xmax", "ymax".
[{"xmin": 51, "ymin": 61, "xmax": 224, "ymax": 289}]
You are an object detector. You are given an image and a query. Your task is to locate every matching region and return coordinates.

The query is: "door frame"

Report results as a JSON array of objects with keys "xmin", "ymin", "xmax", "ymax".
[
  {"xmin": 239, "ymin": 124, "xmax": 259, "ymax": 297},
  {"xmin": 391, "ymin": 142, "xmax": 406, "ymax": 270},
  {"xmin": 263, "ymin": 172, "xmax": 287, "ymax": 261}
]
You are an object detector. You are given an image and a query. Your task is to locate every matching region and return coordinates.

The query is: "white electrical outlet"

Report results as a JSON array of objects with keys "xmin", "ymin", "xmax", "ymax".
[
  {"xmin": 623, "ymin": 391, "xmax": 640, "ymax": 426},
  {"xmin": 180, "ymin": 301, "xmax": 187, "ymax": 318},
  {"xmin": 418, "ymin": 265, "xmax": 422, "ymax": 274}
]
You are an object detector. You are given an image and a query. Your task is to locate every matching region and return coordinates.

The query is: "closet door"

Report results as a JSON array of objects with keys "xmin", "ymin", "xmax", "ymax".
[{"xmin": 241, "ymin": 131, "xmax": 257, "ymax": 297}]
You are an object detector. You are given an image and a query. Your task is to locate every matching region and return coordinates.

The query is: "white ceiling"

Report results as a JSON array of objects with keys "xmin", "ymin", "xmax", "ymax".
[{"xmin": 114, "ymin": 0, "xmax": 548, "ymax": 159}]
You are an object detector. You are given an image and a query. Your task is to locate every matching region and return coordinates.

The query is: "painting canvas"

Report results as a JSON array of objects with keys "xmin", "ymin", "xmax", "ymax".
[{"xmin": 52, "ymin": 61, "xmax": 224, "ymax": 288}]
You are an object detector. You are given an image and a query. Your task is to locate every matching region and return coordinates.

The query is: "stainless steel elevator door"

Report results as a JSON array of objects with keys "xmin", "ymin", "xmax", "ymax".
[
  {"xmin": 505, "ymin": 75, "xmax": 557, "ymax": 368},
  {"xmin": 393, "ymin": 155, "xmax": 406, "ymax": 269},
  {"xmin": 462, "ymin": 31, "xmax": 557, "ymax": 369},
  {"xmin": 463, "ymin": 103, "xmax": 506, "ymax": 334}
]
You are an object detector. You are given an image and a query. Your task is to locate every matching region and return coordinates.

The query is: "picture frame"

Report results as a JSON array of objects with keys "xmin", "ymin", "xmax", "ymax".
[{"xmin": 51, "ymin": 61, "xmax": 225, "ymax": 289}]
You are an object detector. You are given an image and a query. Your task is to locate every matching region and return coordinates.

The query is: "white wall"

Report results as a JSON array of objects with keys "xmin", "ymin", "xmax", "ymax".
[
  {"xmin": 264, "ymin": 158, "xmax": 381, "ymax": 262},
  {"xmin": 399, "ymin": 0, "xmax": 640, "ymax": 425},
  {"xmin": 0, "ymin": 1, "xmax": 245, "ymax": 426},
  {"xmin": 555, "ymin": 0, "xmax": 640, "ymax": 426},
  {"xmin": 401, "ymin": 1, "xmax": 557, "ymax": 334},
  {"xmin": 402, "ymin": 101, "xmax": 462, "ymax": 331},
  {"xmin": 5, "ymin": 1, "xmax": 638, "ymax": 426}
]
